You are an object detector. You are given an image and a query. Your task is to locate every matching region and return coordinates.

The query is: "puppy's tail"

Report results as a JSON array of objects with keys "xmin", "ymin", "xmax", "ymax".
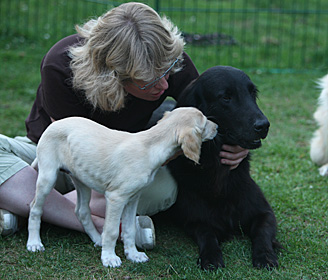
[{"xmin": 31, "ymin": 158, "xmax": 38, "ymax": 171}]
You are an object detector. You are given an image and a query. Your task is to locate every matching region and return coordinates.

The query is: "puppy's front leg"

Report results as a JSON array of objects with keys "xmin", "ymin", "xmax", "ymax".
[
  {"xmin": 101, "ymin": 190, "xmax": 126, "ymax": 268},
  {"xmin": 121, "ymin": 194, "xmax": 149, "ymax": 263}
]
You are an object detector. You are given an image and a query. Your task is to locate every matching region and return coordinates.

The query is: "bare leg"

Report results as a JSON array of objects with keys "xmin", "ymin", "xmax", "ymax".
[
  {"xmin": 0, "ymin": 166, "xmax": 104, "ymax": 233},
  {"xmin": 65, "ymin": 189, "xmax": 106, "ymax": 217}
]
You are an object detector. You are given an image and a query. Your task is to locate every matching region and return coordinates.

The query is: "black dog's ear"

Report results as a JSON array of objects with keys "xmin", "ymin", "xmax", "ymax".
[
  {"xmin": 176, "ymin": 78, "xmax": 205, "ymax": 108},
  {"xmin": 176, "ymin": 76, "xmax": 216, "ymax": 117}
]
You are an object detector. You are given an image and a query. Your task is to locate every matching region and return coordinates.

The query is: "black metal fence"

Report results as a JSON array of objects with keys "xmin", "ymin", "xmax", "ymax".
[{"xmin": 1, "ymin": 0, "xmax": 328, "ymax": 72}]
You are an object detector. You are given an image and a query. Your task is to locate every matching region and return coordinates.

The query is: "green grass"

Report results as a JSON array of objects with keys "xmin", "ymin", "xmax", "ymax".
[
  {"xmin": 1, "ymin": 1, "xmax": 328, "ymax": 278},
  {"xmin": 1, "ymin": 39, "xmax": 328, "ymax": 280}
]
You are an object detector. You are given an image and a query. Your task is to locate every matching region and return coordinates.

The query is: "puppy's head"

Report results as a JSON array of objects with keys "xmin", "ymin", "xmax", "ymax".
[{"xmin": 162, "ymin": 107, "xmax": 218, "ymax": 164}]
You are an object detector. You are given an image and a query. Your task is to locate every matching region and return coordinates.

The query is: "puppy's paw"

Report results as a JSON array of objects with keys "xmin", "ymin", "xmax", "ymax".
[
  {"xmin": 319, "ymin": 164, "xmax": 328, "ymax": 176},
  {"xmin": 27, "ymin": 242, "xmax": 45, "ymax": 252},
  {"xmin": 125, "ymin": 249, "xmax": 149, "ymax": 263},
  {"xmin": 93, "ymin": 236, "xmax": 102, "ymax": 247},
  {"xmin": 101, "ymin": 253, "xmax": 122, "ymax": 268},
  {"xmin": 88, "ymin": 231, "xmax": 102, "ymax": 246}
]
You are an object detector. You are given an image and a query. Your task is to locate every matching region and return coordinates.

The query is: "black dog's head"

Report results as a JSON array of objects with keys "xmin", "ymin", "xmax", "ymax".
[{"xmin": 176, "ymin": 66, "xmax": 270, "ymax": 150}]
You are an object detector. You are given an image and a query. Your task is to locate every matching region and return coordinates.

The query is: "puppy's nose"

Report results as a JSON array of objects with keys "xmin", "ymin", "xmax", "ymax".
[
  {"xmin": 254, "ymin": 118, "xmax": 270, "ymax": 139},
  {"xmin": 211, "ymin": 123, "xmax": 218, "ymax": 138}
]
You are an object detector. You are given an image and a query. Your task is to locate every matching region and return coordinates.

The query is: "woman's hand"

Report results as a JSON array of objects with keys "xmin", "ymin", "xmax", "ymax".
[{"xmin": 220, "ymin": 145, "xmax": 249, "ymax": 170}]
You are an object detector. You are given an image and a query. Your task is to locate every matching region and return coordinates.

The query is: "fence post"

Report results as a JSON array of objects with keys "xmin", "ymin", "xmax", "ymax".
[{"xmin": 155, "ymin": 0, "xmax": 160, "ymax": 13}]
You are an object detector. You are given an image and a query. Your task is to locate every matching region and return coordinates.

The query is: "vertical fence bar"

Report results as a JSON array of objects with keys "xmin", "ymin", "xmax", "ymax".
[
  {"xmin": 252, "ymin": 5, "xmax": 259, "ymax": 69},
  {"xmin": 1, "ymin": 0, "xmax": 327, "ymax": 72},
  {"xmin": 180, "ymin": 0, "xmax": 186, "ymax": 32},
  {"xmin": 264, "ymin": 6, "xmax": 271, "ymax": 69},
  {"xmin": 276, "ymin": 0, "xmax": 283, "ymax": 69},
  {"xmin": 204, "ymin": 0, "xmax": 210, "ymax": 67},
  {"xmin": 301, "ymin": 0, "xmax": 309, "ymax": 67},
  {"xmin": 288, "ymin": 1, "xmax": 296, "ymax": 68},
  {"xmin": 24, "ymin": 0, "xmax": 29, "ymax": 39},
  {"xmin": 35, "ymin": 0, "xmax": 40, "ymax": 41},
  {"xmin": 17, "ymin": 0, "xmax": 21, "ymax": 38},
  {"xmin": 189, "ymin": 0, "xmax": 198, "ymax": 60},
  {"xmin": 53, "ymin": 0, "xmax": 59, "ymax": 42},
  {"xmin": 314, "ymin": 0, "xmax": 322, "ymax": 69},
  {"xmin": 64, "ymin": 0, "xmax": 69, "ymax": 37},
  {"xmin": 155, "ymin": 0, "xmax": 160, "ymax": 13},
  {"xmin": 72, "ymin": 0, "xmax": 78, "ymax": 31},
  {"xmin": 314, "ymin": 0, "xmax": 321, "ymax": 50},
  {"xmin": 6, "ymin": 0, "xmax": 12, "ymax": 37},
  {"xmin": 240, "ymin": 0, "xmax": 247, "ymax": 68},
  {"xmin": 217, "ymin": 1, "xmax": 223, "ymax": 67},
  {"xmin": 325, "ymin": 16, "xmax": 328, "ymax": 68},
  {"xmin": 228, "ymin": 0, "xmax": 235, "ymax": 66}
]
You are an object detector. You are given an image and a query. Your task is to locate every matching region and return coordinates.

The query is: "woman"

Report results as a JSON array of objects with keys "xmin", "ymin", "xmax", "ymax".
[{"xmin": 0, "ymin": 2, "xmax": 248, "ymax": 249}]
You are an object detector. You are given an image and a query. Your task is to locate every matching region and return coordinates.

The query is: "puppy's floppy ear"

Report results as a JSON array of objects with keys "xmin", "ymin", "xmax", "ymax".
[{"xmin": 178, "ymin": 127, "xmax": 202, "ymax": 164}]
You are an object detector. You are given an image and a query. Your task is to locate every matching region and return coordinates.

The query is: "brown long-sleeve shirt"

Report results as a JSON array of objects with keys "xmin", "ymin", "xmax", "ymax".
[{"xmin": 25, "ymin": 34, "xmax": 199, "ymax": 143}]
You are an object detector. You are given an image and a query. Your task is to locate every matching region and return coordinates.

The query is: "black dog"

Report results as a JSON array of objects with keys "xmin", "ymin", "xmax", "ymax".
[{"xmin": 166, "ymin": 66, "xmax": 280, "ymax": 270}]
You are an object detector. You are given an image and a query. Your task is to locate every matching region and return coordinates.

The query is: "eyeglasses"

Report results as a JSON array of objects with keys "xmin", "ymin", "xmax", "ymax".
[{"xmin": 133, "ymin": 58, "xmax": 179, "ymax": 90}]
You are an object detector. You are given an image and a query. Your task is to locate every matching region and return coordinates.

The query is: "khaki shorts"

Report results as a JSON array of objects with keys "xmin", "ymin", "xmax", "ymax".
[
  {"xmin": 0, "ymin": 134, "xmax": 177, "ymax": 215},
  {"xmin": 0, "ymin": 134, "xmax": 75, "ymax": 193}
]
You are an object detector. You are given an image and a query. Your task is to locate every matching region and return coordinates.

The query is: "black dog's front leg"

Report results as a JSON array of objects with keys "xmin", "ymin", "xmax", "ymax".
[
  {"xmin": 186, "ymin": 222, "xmax": 225, "ymax": 270},
  {"xmin": 249, "ymin": 212, "xmax": 279, "ymax": 269}
]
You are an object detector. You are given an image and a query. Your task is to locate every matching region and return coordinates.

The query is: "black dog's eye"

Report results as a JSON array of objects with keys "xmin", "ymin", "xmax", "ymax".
[
  {"xmin": 218, "ymin": 90, "xmax": 232, "ymax": 102},
  {"xmin": 223, "ymin": 95, "xmax": 232, "ymax": 102}
]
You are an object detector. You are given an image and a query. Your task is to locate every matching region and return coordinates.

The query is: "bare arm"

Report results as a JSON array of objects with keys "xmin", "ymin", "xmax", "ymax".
[{"xmin": 220, "ymin": 144, "xmax": 249, "ymax": 170}]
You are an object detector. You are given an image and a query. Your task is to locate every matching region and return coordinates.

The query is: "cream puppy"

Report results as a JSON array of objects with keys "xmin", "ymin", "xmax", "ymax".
[{"xmin": 27, "ymin": 107, "xmax": 218, "ymax": 267}]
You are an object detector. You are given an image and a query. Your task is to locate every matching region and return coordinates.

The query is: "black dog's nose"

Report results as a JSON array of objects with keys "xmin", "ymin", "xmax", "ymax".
[{"xmin": 254, "ymin": 118, "xmax": 270, "ymax": 139}]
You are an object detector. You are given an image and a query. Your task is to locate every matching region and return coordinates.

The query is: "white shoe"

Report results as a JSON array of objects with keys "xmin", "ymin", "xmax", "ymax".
[
  {"xmin": 0, "ymin": 209, "xmax": 18, "ymax": 236},
  {"xmin": 135, "ymin": 216, "xmax": 156, "ymax": 250}
]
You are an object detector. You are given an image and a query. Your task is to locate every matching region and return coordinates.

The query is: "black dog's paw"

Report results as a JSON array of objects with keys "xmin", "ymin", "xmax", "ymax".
[
  {"xmin": 252, "ymin": 251, "xmax": 278, "ymax": 270},
  {"xmin": 197, "ymin": 253, "xmax": 225, "ymax": 271}
]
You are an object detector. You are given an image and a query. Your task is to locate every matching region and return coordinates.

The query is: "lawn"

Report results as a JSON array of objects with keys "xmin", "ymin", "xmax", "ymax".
[
  {"xmin": 1, "ymin": 37, "xmax": 327, "ymax": 280},
  {"xmin": 1, "ymin": 1, "xmax": 328, "ymax": 279}
]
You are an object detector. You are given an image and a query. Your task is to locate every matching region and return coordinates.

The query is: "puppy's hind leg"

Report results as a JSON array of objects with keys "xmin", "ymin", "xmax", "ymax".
[
  {"xmin": 72, "ymin": 177, "xmax": 102, "ymax": 246},
  {"xmin": 121, "ymin": 194, "xmax": 149, "ymax": 263},
  {"xmin": 27, "ymin": 168, "xmax": 58, "ymax": 252}
]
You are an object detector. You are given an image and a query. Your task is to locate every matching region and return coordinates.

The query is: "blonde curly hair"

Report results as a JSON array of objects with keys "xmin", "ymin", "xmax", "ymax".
[{"xmin": 69, "ymin": 2, "xmax": 185, "ymax": 112}]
